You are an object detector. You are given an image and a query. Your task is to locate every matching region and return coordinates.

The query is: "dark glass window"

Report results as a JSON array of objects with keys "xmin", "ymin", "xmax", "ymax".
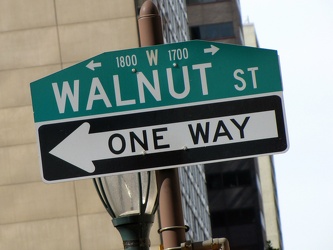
[
  {"xmin": 190, "ymin": 22, "xmax": 234, "ymax": 40},
  {"xmin": 206, "ymin": 173, "xmax": 223, "ymax": 189},
  {"xmin": 238, "ymin": 171, "xmax": 252, "ymax": 186},
  {"xmin": 211, "ymin": 211, "xmax": 226, "ymax": 227},
  {"xmin": 227, "ymin": 208, "xmax": 256, "ymax": 225},
  {"xmin": 222, "ymin": 170, "xmax": 251, "ymax": 188},
  {"xmin": 211, "ymin": 208, "xmax": 256, "ymax": 228},
  {"xmin": 207, "ymin": 170, "xmax": 251, "ymax": 189}
]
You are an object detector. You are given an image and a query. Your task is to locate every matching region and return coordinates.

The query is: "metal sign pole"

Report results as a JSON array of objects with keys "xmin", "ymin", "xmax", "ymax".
[{"xmin": 138, "ymin": 1, "xmax": 187, "ymax": 249}]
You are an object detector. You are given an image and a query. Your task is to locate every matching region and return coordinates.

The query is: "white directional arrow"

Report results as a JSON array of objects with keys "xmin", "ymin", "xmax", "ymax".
[
  {"xmin": 86, "ymin": 60, "xmax": 102, "ymax": 71},
  {"xmin": 48, "ymin": 110, "xmax": 278, "ymax": 174},
  {"xmin": 204, "ymin": 45, "xmax": 219, "ymax": 55},
  {"xmin": 49, "ymin": 122, "xmax": 114, "ymax": 173}
]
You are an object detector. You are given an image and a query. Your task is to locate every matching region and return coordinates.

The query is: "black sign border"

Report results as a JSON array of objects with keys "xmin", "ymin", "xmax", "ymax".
[{"xmin": 38, "ymin": 95, "xmax": 287, "ymax": 182}]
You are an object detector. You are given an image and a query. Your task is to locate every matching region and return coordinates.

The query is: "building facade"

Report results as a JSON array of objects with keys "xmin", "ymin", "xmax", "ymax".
[
  {"xmin": 186, "ymin": 0, "xmax": 244, "ymax": 45},
  {"xmin": 186, "ymin": 1, "xmax": 283, "ymax": 250},
  {"xmin": 205, "ymin": 159, "xmax": 267, "ymax": 250},
  {"xmin": 0, "ymin": 1, "xmax": 145, "ymax": 249},
  {"xmin": 257, "ymin": 156, "xmax": 284, "ymax": 249},
  {"xmin": 0, "ymin": 0, "xmax": 211, "ymax": 249},
  {"xmin": 243, "ymin": 23, "xmax": 283, "ymax": 248}
]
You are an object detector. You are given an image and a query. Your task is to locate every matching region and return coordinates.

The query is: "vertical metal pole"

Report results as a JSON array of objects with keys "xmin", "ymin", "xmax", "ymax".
[
  {"xmin": 155, "ymin": 169, "xmax": 187, "ymax": 248},
  {"xmin": 137, "ymin": 0, "xmax": 163, "ymax": 46},
  {"xmin": 138, "ymin": 1, "xmax": 186, "ymax": 249}
]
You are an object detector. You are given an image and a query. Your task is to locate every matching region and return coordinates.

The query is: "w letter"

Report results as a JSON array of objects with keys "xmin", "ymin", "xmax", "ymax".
[
  {"xmin": 146, "ymin": 49, "xmax": 158, "ymax": 66},
  {"xmin": 52, "ymin": 81, "xmax": 79, "ymax": 114}
]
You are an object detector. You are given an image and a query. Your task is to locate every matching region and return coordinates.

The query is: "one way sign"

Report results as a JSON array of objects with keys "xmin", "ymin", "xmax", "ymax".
[{"xmin": 30, "ymin": 40, "xmax": 288, "ymax": 183}]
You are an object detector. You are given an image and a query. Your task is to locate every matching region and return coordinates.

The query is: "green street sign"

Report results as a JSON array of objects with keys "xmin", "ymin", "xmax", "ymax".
[
  {"xmin": 30, "ymin": 40, "xmax": 282, "ymax": 123},
  {"xmin": 30, "ymin": 40, "xmax": 288, "ymax": 183}
]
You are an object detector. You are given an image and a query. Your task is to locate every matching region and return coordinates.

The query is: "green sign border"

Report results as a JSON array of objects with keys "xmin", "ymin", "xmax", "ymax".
[{"xmin": 30, "ymin": 40, "xmax": 282, "ymax": 123}]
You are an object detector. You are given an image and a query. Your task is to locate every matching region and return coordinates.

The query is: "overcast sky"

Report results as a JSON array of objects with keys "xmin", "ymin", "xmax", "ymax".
[{"xmin": 239, "ymin": 0, "xmax": 333, "ymax": 249}]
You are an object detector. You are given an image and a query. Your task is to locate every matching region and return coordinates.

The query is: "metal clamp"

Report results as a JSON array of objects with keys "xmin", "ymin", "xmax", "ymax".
[
  {"xmin": 161, "ymin": 238, "xmax": 230, "ymax": 250},
  {"xmin": 181, "ymin": 238, "xmax": 230, "ymax": 250},
  {"xmin": 158, "ymin": 225, "xmax": 190, "ymax": 234}
]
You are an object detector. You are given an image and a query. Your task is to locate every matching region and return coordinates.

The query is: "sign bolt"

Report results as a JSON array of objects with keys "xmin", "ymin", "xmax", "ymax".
[
  {"xmin": 183, "ymin": 146, "xmax": 188, "ymax": 151},
  {"xmin": 142, "ymin": 150, "xmax": 147, "ymax": 155},
  {"xmin": 173, "ymin": 63, "xmax": 178, "ymax": 68},
  {"xmin": 132, "ymin": 68, "xmax": 137, "ymax": 73}
]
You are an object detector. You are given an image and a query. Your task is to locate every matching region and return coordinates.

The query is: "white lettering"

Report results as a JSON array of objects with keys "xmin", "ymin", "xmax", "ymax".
[
  {"xmin": 86, "ymin": 77, "xmax": 112, "ymax": 110},
  {"xmin": 52, "ymin": 81, "xmax": 79, "ymax": 114},
  {"xmin": 116, "ymin": 55, "xmax": 137, "ymax": 68},
  {"xmin": 146, "ymin": 49, "xmax": 159, "ymax": 66},
  {"xmin": 137, "ymin": 70, "xmax": 161, "ymax": 103},
  {"xmin": 192, "ymin": 63, "xmax": 212, "ymax": 95},
  {"xmin": 248, "ymin": 67, "xmax": 259, "ymax": 89},
  {"xmin": 168, "ymin": 48, "xmax": 189, "ymax": 61},
  {"xmin": 166, "ymin": 66, "xmax": 190, "ymax": 99},
  {"xmin": 234, "ymin": 69, "xmax": 246, "ymax": 91},
  {"xmin": 234, "ymin": 67, "xmax": 259, "ymax": 91}
]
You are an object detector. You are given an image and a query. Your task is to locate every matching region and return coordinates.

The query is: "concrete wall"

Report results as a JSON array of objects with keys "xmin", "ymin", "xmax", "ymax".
[
  {"xmin": 0, "ymin": 1, "xmax": 160, "ymax": 249},
  {"xmin": 258, "ymin": 156, "xmax": 282, "ymax": 249},
  {"xmin": 187, "ymin": 0, "xmax": 243, "ymax": 45},
  {"xmin": 243, "ymin": 24, "xmax": 259, "ymax": 47}
]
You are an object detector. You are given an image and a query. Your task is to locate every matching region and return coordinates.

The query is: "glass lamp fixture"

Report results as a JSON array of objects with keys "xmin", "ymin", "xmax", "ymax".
[{"xmin": 93, "ymin": 171, "xmax": 158, "ymax": 250}]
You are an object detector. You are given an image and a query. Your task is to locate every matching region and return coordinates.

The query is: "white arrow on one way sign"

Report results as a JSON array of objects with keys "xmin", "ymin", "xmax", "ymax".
[{"xmin": 49, "ymin": 110, "xmax": 278, "ymax": 174}]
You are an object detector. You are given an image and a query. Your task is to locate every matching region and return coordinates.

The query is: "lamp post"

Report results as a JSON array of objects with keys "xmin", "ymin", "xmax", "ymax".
[
  {"xmin": 138, "ymin": 1, "xmax": 187, "ymax": 248},
  {"xmin": 93, "ymin": 171, "xmax": 158, "ymax": 250}
]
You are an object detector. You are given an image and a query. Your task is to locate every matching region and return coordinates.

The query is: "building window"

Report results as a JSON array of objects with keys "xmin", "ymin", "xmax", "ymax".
[
  {"xmin": 190, "ymin": 22, "xmax": 234, "ymax": 40},
  {"xmin": 222, "ymin": 170, "xmax": 251, "ymax": 188},
  {"xmin": 227, "ymin": 208, "xmax": 256, "ymax": 225},
  {"xmin": 206, "ymin": 173, "xmax": 223, "ymax": 189},
  {"xmin": 210, "ymin": 210, "xmax": 227, "ymax": 227},
  {"xmin": 206, "ymin": 170, "xmax": 251, "ymax": 190},
  {"xmin": 211, "ymin": 207, "xmax": 256, "ymax": 228}
]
